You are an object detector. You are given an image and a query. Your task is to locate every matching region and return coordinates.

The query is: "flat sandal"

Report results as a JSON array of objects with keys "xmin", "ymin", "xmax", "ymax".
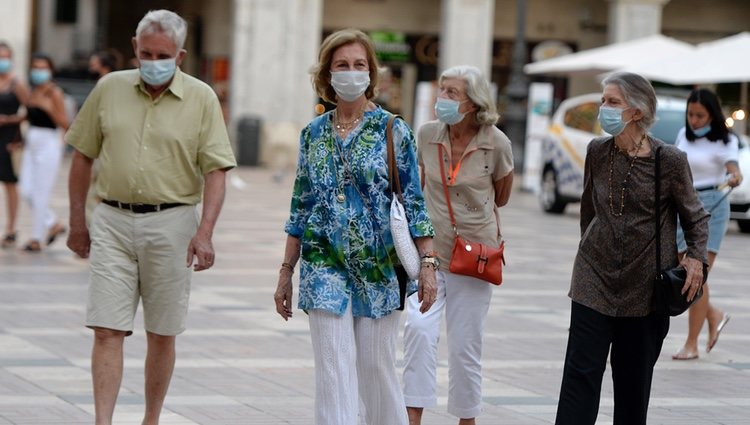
[{"xmin": 1, "ymin": 233, "xmax": 16, "ymax": 249}]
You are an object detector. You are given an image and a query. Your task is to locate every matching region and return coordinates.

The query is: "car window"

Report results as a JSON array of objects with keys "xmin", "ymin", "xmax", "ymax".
[
  {"xmin": 650, "ymin": 108, "xmax": 685, "ymax": 145},
  {"xmin": 564, "ymin": 102, "xmax": 602, "ymax": 134}
]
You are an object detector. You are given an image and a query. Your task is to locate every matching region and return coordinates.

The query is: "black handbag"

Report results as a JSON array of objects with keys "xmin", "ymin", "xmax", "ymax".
[{"xmin": 653, "ymin": 146, "xmax": 706, "ymax": 316}]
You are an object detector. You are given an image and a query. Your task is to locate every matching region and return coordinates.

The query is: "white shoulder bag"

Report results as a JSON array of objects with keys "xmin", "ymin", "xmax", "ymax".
[{"xmin": 387, "ymin": 115, "xmax": 421, "ymax": 280}]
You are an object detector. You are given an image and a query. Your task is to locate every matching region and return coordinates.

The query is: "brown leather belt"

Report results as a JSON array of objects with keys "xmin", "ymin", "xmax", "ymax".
[{"xmin": 102, "ymin": 199, "xmax": 186, "ymax": 214}]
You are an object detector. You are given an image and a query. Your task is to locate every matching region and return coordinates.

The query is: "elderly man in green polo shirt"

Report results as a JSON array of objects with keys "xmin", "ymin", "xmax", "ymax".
[{"xmin": 65, "ymin": 10, "xmax": 236, "ymax": 425}]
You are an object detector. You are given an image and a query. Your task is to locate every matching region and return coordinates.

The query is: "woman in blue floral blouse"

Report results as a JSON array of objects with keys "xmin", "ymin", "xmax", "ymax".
[{"xmin": 273, "ymin": 28, "xmax": 437, "ymax": 425}]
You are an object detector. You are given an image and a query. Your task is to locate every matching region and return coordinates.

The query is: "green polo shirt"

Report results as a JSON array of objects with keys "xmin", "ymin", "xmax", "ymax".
[{"xmin": 65, "ymin": 68, "xmax": 236, "ymax": 205}]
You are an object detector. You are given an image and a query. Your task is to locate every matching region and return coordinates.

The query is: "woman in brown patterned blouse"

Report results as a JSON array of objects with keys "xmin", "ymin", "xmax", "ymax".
[{"xmin": 554, "ymin": 72, "xmax": 709, "ymax": 425}]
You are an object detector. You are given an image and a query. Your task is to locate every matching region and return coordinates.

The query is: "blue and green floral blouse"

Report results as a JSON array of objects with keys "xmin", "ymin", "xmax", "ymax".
[{"xmin": 285, "ymin": 106, "xmax": 434, "ymax": 318}]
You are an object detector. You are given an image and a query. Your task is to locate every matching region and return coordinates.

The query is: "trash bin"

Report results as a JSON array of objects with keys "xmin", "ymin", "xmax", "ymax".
[{"xmin": 237, "ymin": 115, "xmax": 262, "ymax": 166}]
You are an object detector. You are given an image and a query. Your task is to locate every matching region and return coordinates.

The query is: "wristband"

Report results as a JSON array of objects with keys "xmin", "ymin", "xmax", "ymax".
[{"xmin": 420, "ymin": 250, "xmax": 438, "ymax": 259}]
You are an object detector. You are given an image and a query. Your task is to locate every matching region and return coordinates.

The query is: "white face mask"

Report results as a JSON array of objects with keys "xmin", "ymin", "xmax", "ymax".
[{"xmin": 330, "ymin": 71, "xmax": 370, "ymax": 102}]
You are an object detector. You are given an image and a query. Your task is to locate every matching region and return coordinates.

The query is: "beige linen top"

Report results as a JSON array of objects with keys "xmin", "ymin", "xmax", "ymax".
[
  {"xmin": 570, "ymin": 136, "xmax": 709, "ymax": 317},
  {"xmin": 417, "ymin": 120, "xmax": 514, "ymax": 267},
  {"xmin": 65, "ymin": 68, "xmax": 236, "ymax": 205}
]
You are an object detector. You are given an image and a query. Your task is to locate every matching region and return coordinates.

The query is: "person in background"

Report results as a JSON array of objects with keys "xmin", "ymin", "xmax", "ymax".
[
  {"xmin": 402, "ymin": 65, "xmax": 514, "ymax": 425},
  {"xmin": 273, "ymin": 28, "xmax": 437, "ymax": 425},
  {"xmin": 66, "ymin": 10, "xmax": 236, "ymax": 425},
  {"xmin": 0, "ymin": 41, "xmax": 29, "ymax": 248},
  {"xmin": 88, "ymin": 50, "xmax": 118, "ymax": 80},
  {"xmin": 672, "ymin": 88, "xmax": 742, "ymax": 360},
  {"xmin": 555, "ymin": 72, "xmax": 709, "ymax": 425},
  {"xmin": 19, "ymin": 53, "xmax": 68, "ymax": 252}
]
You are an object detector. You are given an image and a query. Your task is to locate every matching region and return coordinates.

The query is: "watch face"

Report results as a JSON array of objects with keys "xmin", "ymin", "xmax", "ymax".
[{"xmin": 421, "ymin": 257, "xmax": 440, "ymax": 268}]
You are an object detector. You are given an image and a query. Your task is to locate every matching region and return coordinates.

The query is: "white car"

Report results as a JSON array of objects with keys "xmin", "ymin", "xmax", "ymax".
[
  {"xmin": 729, "ymin": 135, "xmax": 750, "ymax": 233},
  {"xmin": 539, "ymin": 93, "xmax": 686, "ymax": 214}
]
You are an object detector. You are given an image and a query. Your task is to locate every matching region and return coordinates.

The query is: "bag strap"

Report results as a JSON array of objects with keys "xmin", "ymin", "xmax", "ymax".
[
  {"xmin": 386, "ymin": 114, "xmax": 403, "ymax": 199},
  {"xmin": 437, "ymin": 143, "xmax": 501, "ymax": 239},
  {"xmin": 654, "ymin": 145, "xmax": 662, "ymax": 275},
  {"xmin": 438, "ymin": 144, "xmax": 459, "ymax": 234}
]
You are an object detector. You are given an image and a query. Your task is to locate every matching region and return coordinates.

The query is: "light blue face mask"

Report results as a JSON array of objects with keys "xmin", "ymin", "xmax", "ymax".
[
  {"xmin": 29, "ymin": 69, "xmax": 51, "ymax": 86},
  {"xmin": 0, "ymin": 58, "xmax": 11, "ymax": 74},
  {"xmin": 434, "ymin": 97, "xmax": 467, "ymax": 125},
  {"xmin": 598, "ymin": 105, "xmax": 631, "ymax": 136},
  {"xmin": 139, "ymin": 58, "xmax": 177, "ymax": 86},
  {"xmin": 691, "ymin": 124, "xmax": 711, "ymax": 137}
]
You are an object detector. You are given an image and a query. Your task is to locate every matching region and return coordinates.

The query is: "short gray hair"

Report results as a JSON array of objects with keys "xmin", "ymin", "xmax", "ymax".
[
  {"xmin": 135, "ymin": 10, "xmax": 187, "ymax": 50},
  {"xmin": 439, "ymin": 65, "xmax": 499, "ymax": 126},
  {"xmin": 601, "ymin": 72, "xmax": 657, "ymax": 131}
]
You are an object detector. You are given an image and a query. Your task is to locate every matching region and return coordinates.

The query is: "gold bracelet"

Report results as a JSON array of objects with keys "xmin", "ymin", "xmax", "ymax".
[{"xmin": 280, "ymin": 262, "xmax": 294, "ymax": 274}]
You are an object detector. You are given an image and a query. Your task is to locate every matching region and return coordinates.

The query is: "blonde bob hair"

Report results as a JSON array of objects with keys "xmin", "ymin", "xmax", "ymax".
[
  {"xmin": 311, "ymin": 29, "xmax": 380, "ymax": 104},
  {"xmin": 439, "ymin": 65, "xmax": 499, "ymax": 126}
]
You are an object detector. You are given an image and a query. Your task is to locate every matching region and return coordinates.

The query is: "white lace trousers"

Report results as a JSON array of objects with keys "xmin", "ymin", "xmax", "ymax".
[
  {"xmin": 403, "ymin": 271, "xmax": 493, "ymax": 419},
  {"xmin": 308, "ymin": 301, "xmax": 407, "ymax": 425}
]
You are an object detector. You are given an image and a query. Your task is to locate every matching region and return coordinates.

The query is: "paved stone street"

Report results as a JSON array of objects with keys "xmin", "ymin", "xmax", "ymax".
[{"xmin": 1, "ymin": 158, "xmax": 748, "ymax": 424}]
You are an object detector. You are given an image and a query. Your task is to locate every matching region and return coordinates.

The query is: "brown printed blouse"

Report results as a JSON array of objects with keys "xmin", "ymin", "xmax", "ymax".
[{"xmin": 569, "ymin": 136, "xmax": 709, "ymax": 317}]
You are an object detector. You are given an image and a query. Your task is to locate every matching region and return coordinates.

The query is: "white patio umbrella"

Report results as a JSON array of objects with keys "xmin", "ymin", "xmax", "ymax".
[
  {"xmin": 615, "ymin": 32, "xmax": 750, "ymax": 84},
  {"xmin": 523, "ymin": 34, "xmax": 695, "ymax": 77}
]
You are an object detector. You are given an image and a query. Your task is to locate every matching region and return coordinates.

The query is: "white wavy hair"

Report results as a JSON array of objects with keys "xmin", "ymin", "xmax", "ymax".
[
  {"xmin": 135, "ymin": 10, "xmax": 187, "ymax": 50},
  {"xmin": 439, "ymin": 65, "xmax": 499, "ymax": 126}
]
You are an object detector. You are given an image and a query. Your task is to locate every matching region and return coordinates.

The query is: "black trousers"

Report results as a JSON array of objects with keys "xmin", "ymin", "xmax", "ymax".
[{"xmin": 555, "ymin": 301, "xmax": 669, "ymax": 425}]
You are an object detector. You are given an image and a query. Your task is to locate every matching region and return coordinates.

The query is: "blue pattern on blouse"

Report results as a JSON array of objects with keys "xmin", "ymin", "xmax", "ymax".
[{"xmin": 285, "ymin": 106, "xmax": 434, "ymax": 318}]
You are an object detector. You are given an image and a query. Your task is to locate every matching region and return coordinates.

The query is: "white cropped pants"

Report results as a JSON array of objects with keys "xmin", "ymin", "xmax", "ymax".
[
  {"xmin": 403, "ymin": 271, "xmax": 493, "ymax": 419},
  {"xmin": 19, "ymin": 126, "xmax": 63, "ymax": 241},
  {"xmin": 308, "ymin": 301, "xmax": 407, "ymax": 425}
]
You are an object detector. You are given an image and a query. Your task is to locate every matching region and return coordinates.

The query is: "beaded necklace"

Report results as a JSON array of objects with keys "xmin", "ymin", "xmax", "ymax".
[
  {"xmin": 608, "ymin": 134, "xmax": 646, "ymax": 216},
  {"xmin": 333, "ymin": 104, "xmax": 366, "ymax": 136}
]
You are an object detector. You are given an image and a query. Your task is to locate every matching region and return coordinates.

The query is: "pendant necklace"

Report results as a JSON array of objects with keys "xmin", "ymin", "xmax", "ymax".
[{"xmin": 331, "ymin": 111, "xmax": 364, "ymax": 203}]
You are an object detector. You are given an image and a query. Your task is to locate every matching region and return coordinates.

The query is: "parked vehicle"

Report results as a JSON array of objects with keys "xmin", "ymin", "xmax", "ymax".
[
  {"xmin": 539, "ymin": 93, "xmax": 686, "ymax": 213},
  {"xmin": 729, "ymin": 135, "xmax": 750, "ymax": 233}
]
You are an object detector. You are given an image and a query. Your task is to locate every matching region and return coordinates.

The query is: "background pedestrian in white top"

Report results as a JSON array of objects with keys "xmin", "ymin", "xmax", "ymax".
[{"xmin": 672, "ymin": 88, "xmax": 743, "ymax": 361}]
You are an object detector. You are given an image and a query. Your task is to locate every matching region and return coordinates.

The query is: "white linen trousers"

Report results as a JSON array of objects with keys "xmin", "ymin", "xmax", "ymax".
[
  {"xmin": 403, "ymin": 270, "xmax": 493, "ymax": 418},
  {"xmin": 19, "ymin": 126, "xmax": 63, "ymax": 241},
  {"xmin": 308, "ymin": 300, "xmax": 408, "ymax": 425}
]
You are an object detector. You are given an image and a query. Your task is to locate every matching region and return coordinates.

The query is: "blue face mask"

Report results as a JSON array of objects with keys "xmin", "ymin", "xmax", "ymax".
[
  {"xmin": 598, "ymin": 106, "xmax": 631, "ymax": 136},
  {"xmin": 139, "ymin": 58, "xmax": 177, "ymax": 86},
  {"xmin": 691, "ymin": 124, "xmax": 711, "ymax": 137},
  {"xmin": 30, "ymin": 69, "xmax": 52, "ymax": 85},
  {"xmin": 435, "ymin": 97, "xmax": 467, "ymax": 125},
  {"xmin": 0, "ymin": 58, "xmax": 11, "ymax": 74}
]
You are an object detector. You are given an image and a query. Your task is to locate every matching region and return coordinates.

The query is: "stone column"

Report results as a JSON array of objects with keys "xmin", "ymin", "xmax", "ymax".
[
  {"xmin": 607, "ymin": 0, "xmax": 672, "ymax": 43},
  {"xmin": 230, "ymin": 0, "xmax": 322, "ymax": 165},
  {"xmin": 0, "ymin": 0, "xmax": 32, "ymax": 77},
  {"xmin": 439, "ymin": 0, "xmax": 494, "ymax": 76}
]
